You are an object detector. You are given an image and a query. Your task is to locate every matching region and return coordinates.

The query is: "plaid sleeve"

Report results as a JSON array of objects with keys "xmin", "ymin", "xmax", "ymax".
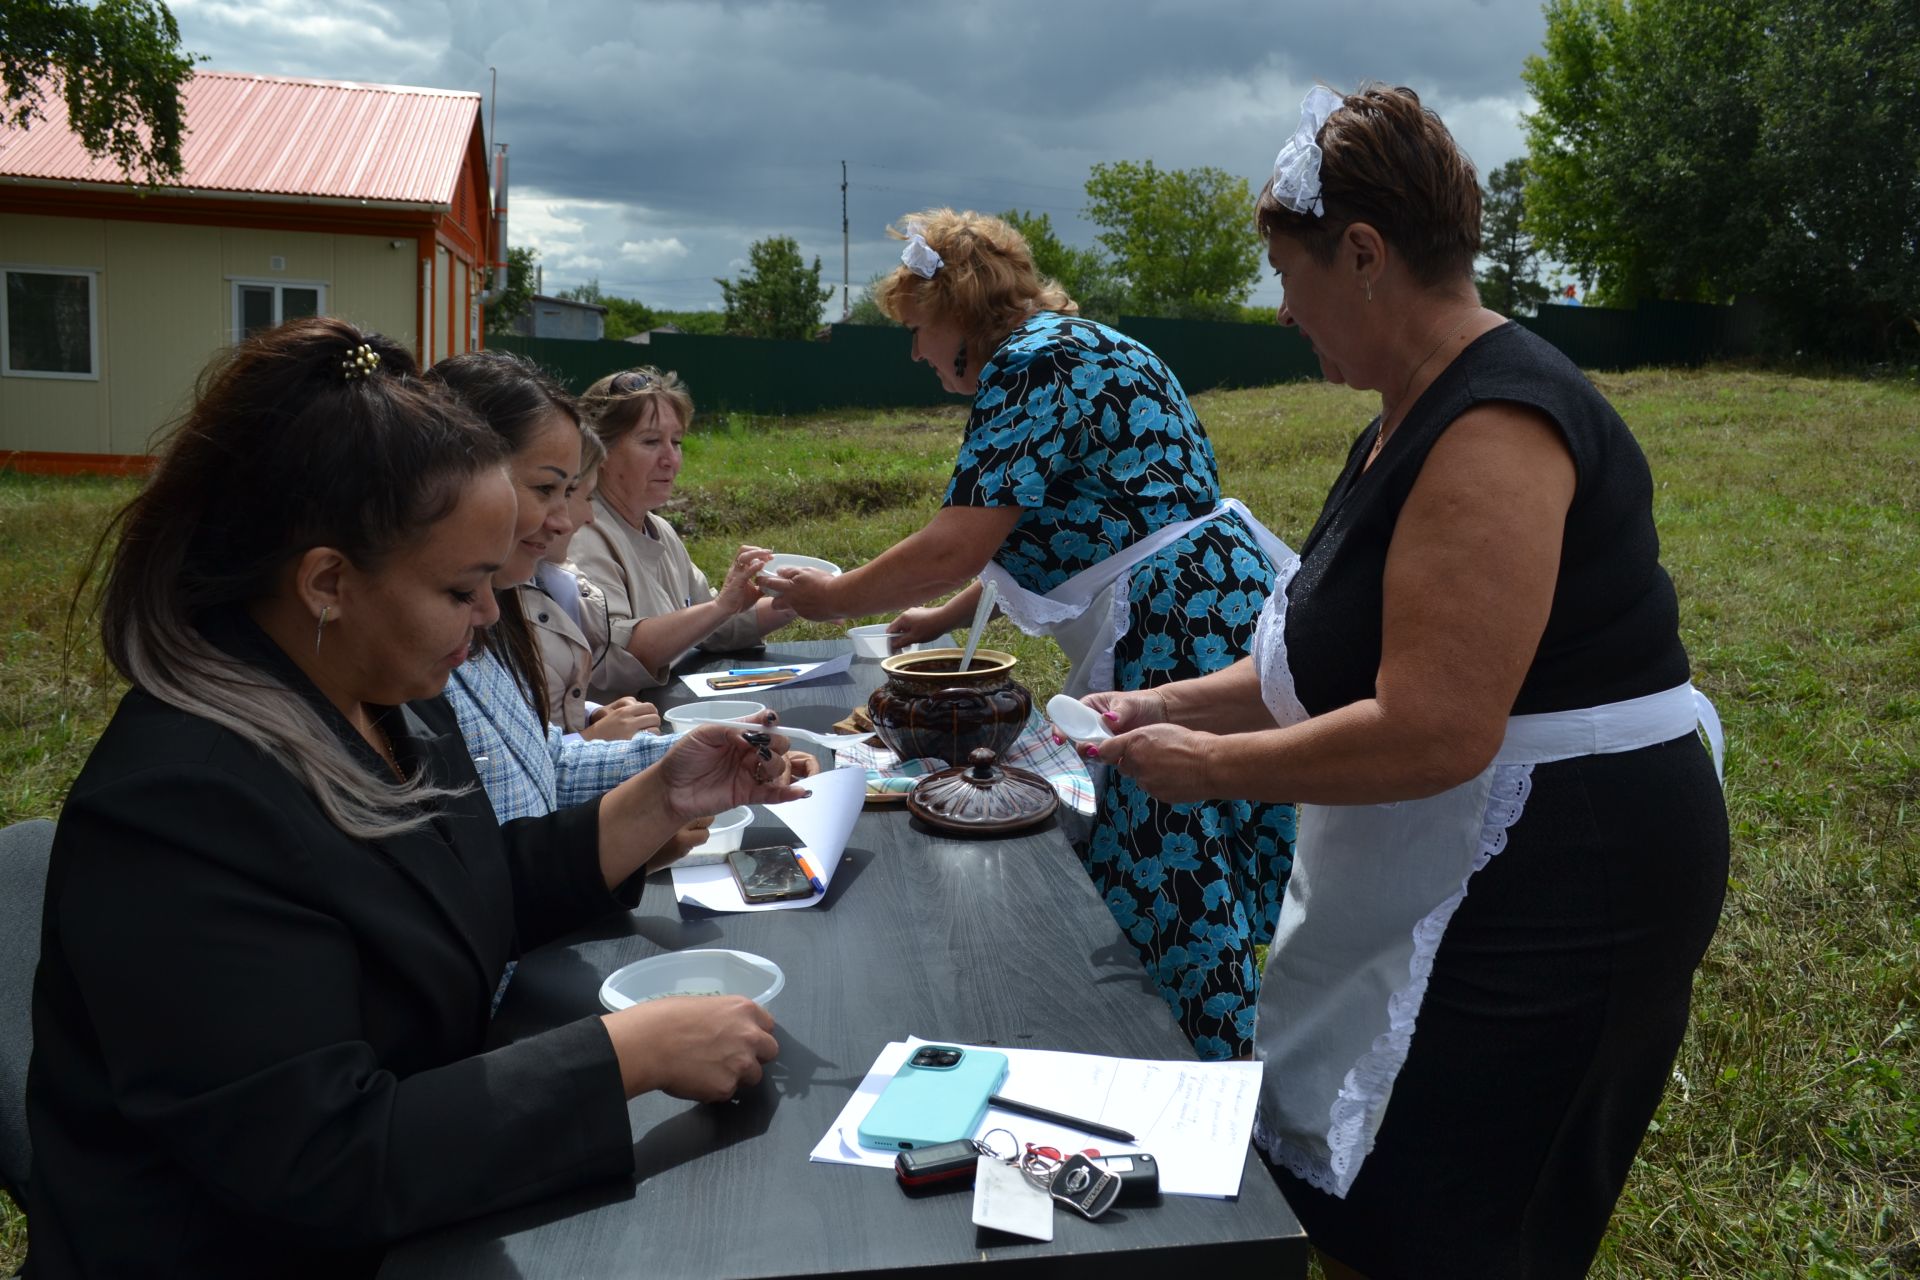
[{"xmin": 550, "ymin": 728, "xmax": 677, "ymax": 811}]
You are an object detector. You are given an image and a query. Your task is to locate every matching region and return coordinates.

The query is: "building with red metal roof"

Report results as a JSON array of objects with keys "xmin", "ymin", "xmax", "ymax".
[{"xmin": 0, "ymin": 70, "xmax": 499, "ymax": 471}]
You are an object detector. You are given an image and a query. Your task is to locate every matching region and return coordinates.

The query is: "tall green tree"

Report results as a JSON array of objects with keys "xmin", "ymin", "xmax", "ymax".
[
  {"xmin": 484, "ymin": 245, "xmax": 539, "ymax": 336},
  {"xmin": 1475, "ymin": 157, "xmax": 1551, "ymax": 316},
  {"xmin": 1523, "ymin": 0, "xmax": 1919, "ymax": 356},
  {"xmin": 0, "ymin": 0, "xmax": 198, "ymax": 183},
  {"xmin": 845, "ymin": 271, "xmax": 899, "ymax": 326},
  {"xmin": 999, "ymin": 208, "xmax": 1131, "ymax": 324},
  {"xmin": 1082, "ymin": 161, "xmax": 1262, "ymax": 320},
  {"xmin": 716, "ymin": 237, "xmax": 834, "ymax": 341}
]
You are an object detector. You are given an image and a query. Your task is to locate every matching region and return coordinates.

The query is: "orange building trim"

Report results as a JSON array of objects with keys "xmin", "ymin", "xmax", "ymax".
[{"xmin": 2, "ymin": 451, "xmax": 158, "ymax": 477}]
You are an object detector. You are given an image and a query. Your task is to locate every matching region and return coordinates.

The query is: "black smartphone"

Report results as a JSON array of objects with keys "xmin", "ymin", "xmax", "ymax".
[{"xmin": 727, "ymin": 844, "xmax": 814, "ymax": 903}]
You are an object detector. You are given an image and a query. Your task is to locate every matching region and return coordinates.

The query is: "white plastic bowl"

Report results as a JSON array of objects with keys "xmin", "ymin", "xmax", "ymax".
[
  {"xmin": 757, "ymin": 553, "xmax": 842, "ymax": 593},
  {"xmin": 664, "ymin": 700, "xmax": 767, "ymax": 734},
  {"xmin": 847, "ymin": 623, "xmax": 894, "ymax": 659},
  {"xmin": 598, "ymin": 948, "xmax": 785, "ymax": 1011},
  {"xmin": 684, "ymin": 805, "xmax": 753, "ymax": 858}
]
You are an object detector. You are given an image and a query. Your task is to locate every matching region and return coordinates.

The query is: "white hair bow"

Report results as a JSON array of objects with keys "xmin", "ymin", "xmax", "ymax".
[
  {"xmin": 1270, "ymin": 86, "xmax": 1344, "ymax": 217},
  {"xmin": 900, "ymin": 221, "xmax": 944, "ymax": 278}
]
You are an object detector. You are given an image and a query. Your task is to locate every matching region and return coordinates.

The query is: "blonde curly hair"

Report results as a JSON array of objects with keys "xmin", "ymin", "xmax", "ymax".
[{"xmin": 871, "ymin": 208, "xmax": 1078, "ymax": 366}]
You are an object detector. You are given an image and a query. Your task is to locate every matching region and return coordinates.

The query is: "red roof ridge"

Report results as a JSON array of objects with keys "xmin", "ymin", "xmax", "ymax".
[{"xmin": 191, "ymin": 68, "xmax": 481, "ymax": 100}]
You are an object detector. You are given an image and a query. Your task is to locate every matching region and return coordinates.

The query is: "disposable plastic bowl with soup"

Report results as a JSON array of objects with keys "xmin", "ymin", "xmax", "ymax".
[
  {"xmin": 598, "ymin": 948, "xmax": 786, "ymax": 1010},
  {"xmin": 663, "ymin": 700, "xmax": 767, "ymax": 734}
]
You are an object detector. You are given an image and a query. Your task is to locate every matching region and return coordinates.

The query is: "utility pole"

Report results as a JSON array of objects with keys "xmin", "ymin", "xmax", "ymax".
[{"xmin": 841, "ymin": 159, "xmax": 850, "ymax": 319}]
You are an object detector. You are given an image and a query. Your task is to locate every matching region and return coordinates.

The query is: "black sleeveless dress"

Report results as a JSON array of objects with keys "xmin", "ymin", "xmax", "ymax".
[{"xmin": 1266, "ymin": 324, "xmax": 1729, "ymax": 1279}]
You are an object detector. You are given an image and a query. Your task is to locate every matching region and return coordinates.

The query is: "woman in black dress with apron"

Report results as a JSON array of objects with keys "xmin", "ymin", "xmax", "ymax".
[{"xmin": 1085, "ymin": 85, "xmax": 1728, "ymax": 1278}]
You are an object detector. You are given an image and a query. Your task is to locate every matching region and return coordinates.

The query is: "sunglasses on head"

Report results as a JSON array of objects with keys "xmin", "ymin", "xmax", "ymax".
[{"xmin": 609, "ymin": 371, "xmax": 654, "ymax": 394}]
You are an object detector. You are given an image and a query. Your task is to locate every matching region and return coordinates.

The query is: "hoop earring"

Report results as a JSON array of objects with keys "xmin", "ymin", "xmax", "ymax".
[
  {"xmin": 953, "ymin": 343, "xmax": 968, "ymax": 379},
  {"xmin": 314, "ymin": 606, "xmax": 331, "ymax": 656}
]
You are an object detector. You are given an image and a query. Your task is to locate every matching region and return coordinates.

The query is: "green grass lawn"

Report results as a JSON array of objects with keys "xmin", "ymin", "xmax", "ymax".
[{"xmin": 3, "ymin": 368, "xmax": 1916, "ymax": 1276}]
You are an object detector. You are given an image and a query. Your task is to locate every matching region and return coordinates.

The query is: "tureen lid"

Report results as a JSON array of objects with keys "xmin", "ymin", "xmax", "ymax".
[{"xmin": 906, "ymin": 748, "xmax": 1059, "ymax": 833}]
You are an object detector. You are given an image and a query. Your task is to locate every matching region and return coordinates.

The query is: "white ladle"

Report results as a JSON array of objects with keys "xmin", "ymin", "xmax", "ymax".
[
  {"xmin": 1046, "ymin": 694, "xmax": 1114, "ymax": 744},
  {"xmin": 958, "ymin": 580, "xmax": 1000, "ymax": 674}
]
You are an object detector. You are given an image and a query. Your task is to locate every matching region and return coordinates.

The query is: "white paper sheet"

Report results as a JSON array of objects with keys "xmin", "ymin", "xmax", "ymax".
[
  {"xmin": 680, "ymin": 653, "xmax": 854, "ymax": 698},
  {"xmin": 669, "ymin": 765, "xmax": 866, "ymax": 912},
  {"xmin": 809, "ymin": 1036, "xmax": 1263, "ymax": 1198}
]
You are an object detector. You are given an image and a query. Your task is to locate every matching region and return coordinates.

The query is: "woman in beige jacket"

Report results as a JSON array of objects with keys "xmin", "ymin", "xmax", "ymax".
[{"xmin": 569, "ymin": 368, "xmax": 795, "ymax": 700}]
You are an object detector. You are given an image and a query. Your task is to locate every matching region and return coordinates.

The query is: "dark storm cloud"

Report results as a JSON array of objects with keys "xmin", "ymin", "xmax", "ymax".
[{"xmin": 170, "ymin": 0, "xmax": 1546, "ymax": 309}]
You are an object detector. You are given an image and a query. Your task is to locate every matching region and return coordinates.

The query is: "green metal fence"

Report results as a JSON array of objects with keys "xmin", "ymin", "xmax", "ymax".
[{"xmin": 489, "ymin": 298, "xmax": 1753, "ymax": 417}]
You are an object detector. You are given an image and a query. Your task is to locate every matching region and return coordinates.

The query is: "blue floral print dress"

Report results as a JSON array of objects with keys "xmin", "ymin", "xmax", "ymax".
[{"xmin": 945, "ymin": 312, "xmax": 1297, "ymax": 1059}]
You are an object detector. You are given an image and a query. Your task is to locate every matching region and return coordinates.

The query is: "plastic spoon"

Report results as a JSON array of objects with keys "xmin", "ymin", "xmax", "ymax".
[
  {"xmin": 958, "ymin": 580, "xmax": 1000, "ymax": 674},
  {"xmin": 1046, "ymin": 694, "xmax": 1114, "ymax": 743},
  {"xmin": 693, "ymin": 719, "xmax": 876, "ymax": 751}
]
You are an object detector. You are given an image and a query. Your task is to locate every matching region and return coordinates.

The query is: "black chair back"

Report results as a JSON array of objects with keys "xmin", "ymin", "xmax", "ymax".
[{"xmin": 0, "ymin": 818, "xmax": 54, "ymax": 1211}]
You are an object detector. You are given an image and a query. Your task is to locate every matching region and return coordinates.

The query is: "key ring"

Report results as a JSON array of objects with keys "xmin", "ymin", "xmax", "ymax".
[{"xmin": 976, "ymin": 1128, "xmax": 1018, "ymax": 1162}]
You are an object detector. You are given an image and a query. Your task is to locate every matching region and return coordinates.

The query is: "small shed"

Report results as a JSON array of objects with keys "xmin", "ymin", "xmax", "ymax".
[
  {"xmin": 0, "ymin": 70, "xmax": 496, "ymax": 472},
  {"xmin": 513, "ymin": 294, "xmax": 607, "ymax": 341}
]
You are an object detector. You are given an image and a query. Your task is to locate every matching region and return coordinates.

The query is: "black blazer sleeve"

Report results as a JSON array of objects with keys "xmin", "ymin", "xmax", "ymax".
[{"xmin": 50, "ymin": 754, "xmax": 636, "ymax": 1249}]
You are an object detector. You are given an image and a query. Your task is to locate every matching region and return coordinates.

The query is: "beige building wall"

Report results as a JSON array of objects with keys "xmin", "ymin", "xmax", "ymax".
[
  {"xmin": 0, "ymin": 213, "xmax": 110, "ymax": 455},
  {"xmin": 105, "ymin": 221, "xmax": 224, "ymax": 454},
  {"xmin": 333, "ymin": 236, "xmax": 417, "ymax": 350},
  {"xmin": 2, "ymin": 214, "xmax": 424, "ymax": 460}
]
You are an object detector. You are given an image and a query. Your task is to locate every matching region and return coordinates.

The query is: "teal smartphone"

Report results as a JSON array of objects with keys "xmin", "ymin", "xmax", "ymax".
[{"xmin": 857, "ymin": 1045, "xmax": 1010, "ymax": 1151}]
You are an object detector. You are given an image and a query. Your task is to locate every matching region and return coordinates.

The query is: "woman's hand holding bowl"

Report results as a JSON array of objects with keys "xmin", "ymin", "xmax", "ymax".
[
  {"xmin": 645, "ymin": 815, "xmax": 716, "ymax": 874},
  {"xmin": 884, "ymin": 606, "xmax": 951, "ymax": 651},
  {"xmin": 764, "ymin": 566, "xmax": 842, "ymax": 620},
  {"xmin": 661, "ymin": 722, "xmax": 808, "ymax": 818},
  {"xmin": 715, "ymin": 545, "xmax": 776, "ymax": 614}
]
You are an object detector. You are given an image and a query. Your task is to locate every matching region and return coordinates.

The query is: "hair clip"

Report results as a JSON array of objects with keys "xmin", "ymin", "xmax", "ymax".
[
  {"xmin": 340, "ymin": 343, "xmax": 381, "ymax": 381},
  {"xmin": 1270, "ymin": 85, "xmax": 1344, "ymax": 217},
  {"xmin": 900, "ymin": 220, "xmax": 944, "ymax": 279}
]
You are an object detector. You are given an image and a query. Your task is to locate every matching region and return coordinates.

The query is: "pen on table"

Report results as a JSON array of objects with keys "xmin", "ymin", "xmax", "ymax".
[
  {"xmin": 723, "ymin": 665, "xmax": 801, "ymax": 677},
  {"xmin": 988, "ymin": 1095, "xmax": 1136, "ymax": 1144},
  {"xmin": 793, "ymin": 852, "xmax": 826, "ymax": 896}
]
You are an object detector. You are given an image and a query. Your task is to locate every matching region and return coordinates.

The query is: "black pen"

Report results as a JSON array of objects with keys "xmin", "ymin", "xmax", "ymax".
[{"xmin": 988, "ymin": 1094, "xmax": 1136, "ymax": 1144}]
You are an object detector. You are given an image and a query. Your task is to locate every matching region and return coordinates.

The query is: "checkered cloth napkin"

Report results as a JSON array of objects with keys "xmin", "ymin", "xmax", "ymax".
[{"xmin": 833, "ymin": 709, "xmax": 1097, "ymax": 815}]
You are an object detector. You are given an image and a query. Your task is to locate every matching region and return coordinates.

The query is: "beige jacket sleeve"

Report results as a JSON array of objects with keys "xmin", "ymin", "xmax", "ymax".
[{"xmin": 568, "ymin": 515, "xmax": 668, "ymax": 698}]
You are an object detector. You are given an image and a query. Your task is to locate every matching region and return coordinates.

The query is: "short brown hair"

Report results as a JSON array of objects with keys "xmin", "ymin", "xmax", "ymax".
[
  {"xmin": 871, "ymin": 209, "xmax": 1077, "ymax": 364},
  {"xmin": 1257, "ymin": 84, "xmax": 1481, "ymax": 286},
  {"xmin": 578, "ymin": 366, "xmax": 694, "ymax": 446}
]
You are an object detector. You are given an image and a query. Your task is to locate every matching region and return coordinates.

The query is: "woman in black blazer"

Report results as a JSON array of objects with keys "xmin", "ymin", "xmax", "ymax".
[{"xmin": 24, "ymin": 318, "xmax": 805, "ymax": 1279}]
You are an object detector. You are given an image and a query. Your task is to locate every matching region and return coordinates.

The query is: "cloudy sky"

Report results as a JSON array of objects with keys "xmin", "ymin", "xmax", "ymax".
[{"xmin": 167, "ymin": 0, "xmax": 1549, "ymax": 314}]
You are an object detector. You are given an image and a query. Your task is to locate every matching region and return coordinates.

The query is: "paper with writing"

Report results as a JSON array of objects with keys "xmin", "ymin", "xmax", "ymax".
[
  {"xmin": 680, "ymin": 653, "xmax": 853, "ymax": 698},
  {"xmin": 809, "ymin": 1036, "xmax": 1263, "ymax": 1198}
]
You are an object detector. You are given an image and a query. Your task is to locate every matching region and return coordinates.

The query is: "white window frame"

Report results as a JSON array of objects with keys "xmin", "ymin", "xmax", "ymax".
[
  {"xmin": 1, "ymin": 264, "xmax": 101, "ymax": 381},
  {"xmin": 229, "ymin": 278, "xmax": 330, "ymax": 342}
]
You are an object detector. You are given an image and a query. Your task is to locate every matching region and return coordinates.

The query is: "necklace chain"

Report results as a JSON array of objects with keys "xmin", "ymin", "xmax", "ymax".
[{"xmin": 1370, "ymin": 315, "xmax": 1476, "ymax": 465}]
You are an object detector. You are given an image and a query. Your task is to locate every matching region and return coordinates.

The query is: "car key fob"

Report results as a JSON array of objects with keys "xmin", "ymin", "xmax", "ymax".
[{"xmin": 895, "ymin": 1139, "xmax": 983, "ymax": 1191}]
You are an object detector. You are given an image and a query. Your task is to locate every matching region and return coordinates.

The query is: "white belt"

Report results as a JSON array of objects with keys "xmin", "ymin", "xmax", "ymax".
[{"xmin": 1498, "ymin": 682, "xmax": 1724, "ymax": 782}]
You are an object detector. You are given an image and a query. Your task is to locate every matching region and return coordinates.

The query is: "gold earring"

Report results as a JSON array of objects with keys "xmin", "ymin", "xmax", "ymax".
[
  {"xmin": 314, "ymin": 605, "xmax": 331, "ymax": 656},
  {"xmin": 1364, "ymin": 276, "xmax": 1373, "ymax": 303}
]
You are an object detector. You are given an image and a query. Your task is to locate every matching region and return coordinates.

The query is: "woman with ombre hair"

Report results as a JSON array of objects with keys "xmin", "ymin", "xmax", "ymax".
[{"xmin": 24, "ymin": 319, "xmax": 803, "ymax": 1279}]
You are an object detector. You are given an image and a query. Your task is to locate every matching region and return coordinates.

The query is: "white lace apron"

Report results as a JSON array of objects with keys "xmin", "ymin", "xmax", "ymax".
[
  {"xmin": 1247, "ymin": 591, "xmax": 1725, "ymax": 1198},
  {"xmin": 979, "ymin": 498, "xmax": 1298, "ymax": 699}
]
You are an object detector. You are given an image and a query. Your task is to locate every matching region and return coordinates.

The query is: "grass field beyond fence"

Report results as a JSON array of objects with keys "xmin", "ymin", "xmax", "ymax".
[{"xmin": 3, "ymin": 369, "xmax": 1916, "ymax": 1276}]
